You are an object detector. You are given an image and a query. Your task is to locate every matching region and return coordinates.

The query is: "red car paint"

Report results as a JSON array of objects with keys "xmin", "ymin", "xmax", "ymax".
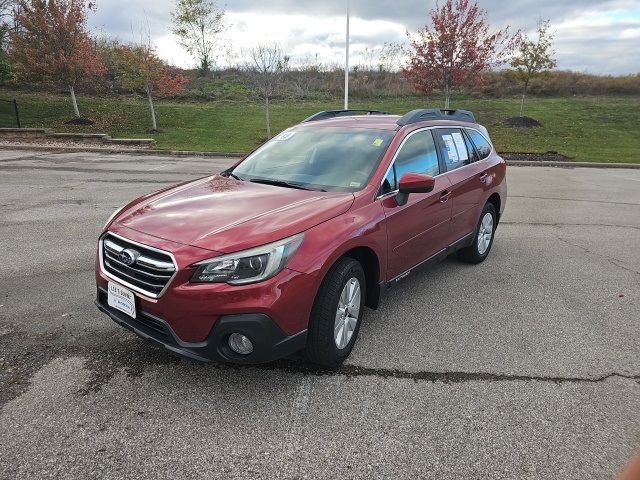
[{"xmin": 96, "ymin": 114, "xmax": 506, "ymax": 362}]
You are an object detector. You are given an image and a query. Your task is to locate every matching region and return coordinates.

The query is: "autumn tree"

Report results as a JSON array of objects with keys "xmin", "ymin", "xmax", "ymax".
[
  {"xmin": 11, "ymin": 0, "xmax": 104, "ymax": 119},
  {"xmin": 510, "ymin": 20, "xmax": 556, "ymax": 117},
  {"xmin": 110, "ymin": 41, "xmax": 189, "ymax": 131},
  {"xmin": 247, "ymin": 42, "xmax": 288, "ymax": 139},
  {"xmin": 403, "ymin": 0, "xmax": 518, "ymax": 108},
  {"xmin": 171, "ymin": 0, "xmax": 225, "ymax": 74}
]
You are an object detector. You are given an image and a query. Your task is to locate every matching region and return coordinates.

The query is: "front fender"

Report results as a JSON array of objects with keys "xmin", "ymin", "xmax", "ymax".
[{"xmin": 286, "ymin": 200, "xmax": 388, "ymax": 300}]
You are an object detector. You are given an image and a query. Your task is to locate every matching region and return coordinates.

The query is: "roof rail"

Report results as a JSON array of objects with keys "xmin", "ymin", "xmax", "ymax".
[
  {"xmin": 302, "ymin": 109, "xmax": 393, "ymax": 123},
  {"xmin": 396, "ymin": 109, "xmax": 476, "ymax": 126}
]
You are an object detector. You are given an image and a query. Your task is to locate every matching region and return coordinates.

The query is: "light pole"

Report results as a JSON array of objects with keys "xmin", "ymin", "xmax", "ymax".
[{"xmin": 344, "ymin": 0, "xmax": 350, "ymax": 110}]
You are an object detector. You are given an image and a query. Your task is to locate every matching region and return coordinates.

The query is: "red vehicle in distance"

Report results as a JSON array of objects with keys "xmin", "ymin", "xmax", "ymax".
[{"xmin": 96, "ymin": 108, "xmax": 507, "ymax": 367}]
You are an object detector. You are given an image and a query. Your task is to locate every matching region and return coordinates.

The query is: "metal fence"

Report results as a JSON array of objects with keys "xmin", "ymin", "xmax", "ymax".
[{"xmin": 0, "ymin": 99, "xmax": 21, "ymax": 128}]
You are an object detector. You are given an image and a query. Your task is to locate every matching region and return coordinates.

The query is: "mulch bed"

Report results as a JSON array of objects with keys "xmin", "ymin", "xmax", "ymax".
[
  {"xmin": 65, "ymin": 117, "xmax": 95, "ymax": 125},
  {"xmin": 503, "ymin": 116, "xmax": 542, "ymax": 128}
]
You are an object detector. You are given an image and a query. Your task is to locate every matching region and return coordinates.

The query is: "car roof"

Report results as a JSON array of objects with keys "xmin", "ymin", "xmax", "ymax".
[{"xmin": 295, "ymin": 114, "xmax": 480, "ymax": 131}]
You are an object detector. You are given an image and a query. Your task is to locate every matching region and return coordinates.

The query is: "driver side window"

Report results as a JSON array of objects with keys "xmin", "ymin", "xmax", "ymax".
[
  {"xmin": 394, "ymin": 130, "xmax": 440, "ymax": 180},
  {"xmin": 379, "ymin": 130, "xmax": 440, "ymax": 196}
]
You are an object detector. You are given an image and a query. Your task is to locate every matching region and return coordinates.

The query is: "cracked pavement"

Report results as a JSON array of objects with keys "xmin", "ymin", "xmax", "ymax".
[{"xmin": 0, "ymin": 150, "xmax": 638, "ymax": 479}]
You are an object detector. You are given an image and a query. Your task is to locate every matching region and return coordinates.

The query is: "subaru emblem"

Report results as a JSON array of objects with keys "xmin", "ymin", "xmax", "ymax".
[{"xmin": 119, "ymin": 248, "xmax": 140, "ymax": 266}]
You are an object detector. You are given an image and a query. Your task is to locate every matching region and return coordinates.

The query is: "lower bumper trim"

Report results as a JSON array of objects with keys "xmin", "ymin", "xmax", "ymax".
[{"xmin": 96, "ymin": 288, "xmax": 307, "ymax": 364}]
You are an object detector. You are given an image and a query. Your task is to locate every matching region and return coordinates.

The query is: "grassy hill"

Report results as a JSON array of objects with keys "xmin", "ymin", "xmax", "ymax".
[{"xmin": 2, "ymin": 90, "xmax": 639, "ymax": 162}]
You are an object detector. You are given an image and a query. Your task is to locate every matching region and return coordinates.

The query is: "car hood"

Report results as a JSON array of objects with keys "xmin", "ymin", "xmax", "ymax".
[{"xmin": 115, "ymin": 175, "xmax": 355, "ymax": 253}]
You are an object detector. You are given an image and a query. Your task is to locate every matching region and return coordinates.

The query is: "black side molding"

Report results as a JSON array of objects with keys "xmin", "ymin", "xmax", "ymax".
[{"xmin": 386, "ymin": 232, "xmax": 475, "ymax": 288}]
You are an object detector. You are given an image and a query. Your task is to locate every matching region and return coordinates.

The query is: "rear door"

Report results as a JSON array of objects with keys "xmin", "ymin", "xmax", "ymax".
[
  {"xmin": 433, "ymin": 128, "xmax": 485, "ymax": 242},
  {"xmin": 380, "ymin": 129, "xmax": 453, "ymax": 279}
]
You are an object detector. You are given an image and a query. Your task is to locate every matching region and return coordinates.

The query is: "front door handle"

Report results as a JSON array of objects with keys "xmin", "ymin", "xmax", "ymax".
[{"xmin": 439, "ymin": 190, "xmax": 451, "ymax": 203}]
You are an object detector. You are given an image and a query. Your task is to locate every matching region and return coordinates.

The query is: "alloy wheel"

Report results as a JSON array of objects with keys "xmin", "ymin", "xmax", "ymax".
[
  {"xmin": 334, "ymin": 277, "xmax": 361, "ymax": 349},
  {"xmin": 477, "ymin": 212, "xmax": 494, "ymax": 255}
]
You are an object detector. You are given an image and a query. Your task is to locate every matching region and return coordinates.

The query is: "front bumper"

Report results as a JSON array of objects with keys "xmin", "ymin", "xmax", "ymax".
[{"xmin": 96, "ymin": 287, "xmax": 307, "ymax": 364}]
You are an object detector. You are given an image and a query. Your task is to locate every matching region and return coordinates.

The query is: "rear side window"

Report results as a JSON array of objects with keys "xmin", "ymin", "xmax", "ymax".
[
  {"xmin": 433, "ymin": 129, "xmax": 472, "ymax": 171},
  {"xmin": 394, "ymin": 130, "xmax": 440, "ymax": 180},
  {"xmin": 463, "ymin": 131, "xmax": 480, "ymax": 163},
  {"xmin": 466, "ymin": 129, "xmax": 493, "ymax": 159}
]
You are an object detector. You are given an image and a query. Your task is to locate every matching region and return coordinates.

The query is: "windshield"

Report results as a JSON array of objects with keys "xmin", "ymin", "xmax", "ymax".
[{"xmin": 231, "ymin": 127, "xmax": 394, "ymax": 192}]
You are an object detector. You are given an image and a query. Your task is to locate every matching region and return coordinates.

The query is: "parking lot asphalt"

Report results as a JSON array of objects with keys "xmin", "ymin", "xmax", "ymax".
[{"xmin": 0, "ymin": 149, "xmax": 638, "ymax": 479}]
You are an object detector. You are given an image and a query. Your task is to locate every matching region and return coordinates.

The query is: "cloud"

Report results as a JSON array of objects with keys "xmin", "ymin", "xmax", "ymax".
[{"xmin": 88, "ymin": 0, "xmax": 640, "ymax": 74}]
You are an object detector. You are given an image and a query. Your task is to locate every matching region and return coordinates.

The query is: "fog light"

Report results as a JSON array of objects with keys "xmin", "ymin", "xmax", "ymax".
[{"xmin": 228, "ymin": 333, "xmax": 254, "ymax": 355}]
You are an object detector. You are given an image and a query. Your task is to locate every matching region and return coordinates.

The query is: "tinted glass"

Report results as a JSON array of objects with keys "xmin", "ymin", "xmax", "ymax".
[
  {"xmin": 463, "ymin": 130, "xmax": 480, "ymax": 163},
  {"xmin": 394, "ymin": 131, "xmax": 440, "ymax": 180},
  {"xmin": 466, "ymin": 129, "xmax": 493, "ymax": 159},
  {"xmin": 233, "ymin": 127, "xmax": 394, "ymax": 192},
  {"xmin": 380, "ymin": 165, "xmax": 397, "ymax": 194},
  {"xmin": 434, "ymin": 129, "xmax": 472, "ymax": 171}
]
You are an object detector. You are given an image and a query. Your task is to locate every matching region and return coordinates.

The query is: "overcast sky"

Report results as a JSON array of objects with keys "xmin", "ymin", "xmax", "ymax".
[{"xmin": 88, "ymin": 0, "xmax": 640, "ymax": 74}]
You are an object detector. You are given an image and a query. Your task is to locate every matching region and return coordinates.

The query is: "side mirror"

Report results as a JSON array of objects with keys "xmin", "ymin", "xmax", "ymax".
[{"xmin": 396, "ymin": 173, "xmax": 435, "ymax": 206}]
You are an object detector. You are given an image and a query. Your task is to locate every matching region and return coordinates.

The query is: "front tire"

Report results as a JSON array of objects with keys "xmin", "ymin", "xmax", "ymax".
[
  {"xmin": 457, "ymin": 203, "xmax": 497, "ymax": 264},
  {"xmin": 305, "ymin": 258, "xmax": 366, "ymax": 367}
]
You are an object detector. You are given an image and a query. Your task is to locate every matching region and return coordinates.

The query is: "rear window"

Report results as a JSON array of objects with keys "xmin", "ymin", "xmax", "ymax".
[{"xmin": 465, "ymin": 129, "xmax": 493, "ymax": 159}]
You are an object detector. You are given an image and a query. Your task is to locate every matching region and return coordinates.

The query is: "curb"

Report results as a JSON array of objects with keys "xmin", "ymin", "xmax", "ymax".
[
  {"xmin": 0, "ymin": 144, "xmax": 244, "ymax": 157},
  {"xmin": 506, "ymin": 160, "xmax": 640, "ymax": 169},
  {"xmin": 0, "ymin": 144, "xmax": 638, "ymax": 168}
]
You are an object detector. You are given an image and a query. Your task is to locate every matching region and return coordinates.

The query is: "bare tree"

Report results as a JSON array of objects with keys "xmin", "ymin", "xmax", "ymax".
[
  {"xmin": 510, "ymin": 20, "xmax": 556, "ymax": 117},
  {"xmin": 171, "ymin": 0, "xmax": 225, "ymax": 74},
  {"xmin": 0, "ymin": 0, "xmax": 20, "ymax": 50},
  {"xmin": 247, "ymin": 43, "xmax": 287, "ymax": 139},
  {"xmin": 379, "ymin": 42, "xmax": 406, "ymax": 73},
  {"xmin": 357, "ymin": 46, "xmax": 380, "ymax": 72}
]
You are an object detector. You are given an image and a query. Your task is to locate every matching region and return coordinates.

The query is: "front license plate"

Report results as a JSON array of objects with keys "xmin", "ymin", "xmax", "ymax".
[{"xmin": 108, "ymin": 282, "xmax": 137, "ymax": 319}]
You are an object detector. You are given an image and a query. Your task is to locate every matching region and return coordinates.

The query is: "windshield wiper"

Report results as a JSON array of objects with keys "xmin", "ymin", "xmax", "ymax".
[
  {"xmin": 221, "ymin": 170, "xmax": 243, "ymax": 181},
  {"xmin": 250, "ymin": 178, "xmax": 325, "ymax": 192}
]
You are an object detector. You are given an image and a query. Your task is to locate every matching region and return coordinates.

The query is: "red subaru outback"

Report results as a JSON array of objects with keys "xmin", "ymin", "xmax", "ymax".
[{"xmin": 96, "ymin": 108, "xmax": 506, "ymax": 367}]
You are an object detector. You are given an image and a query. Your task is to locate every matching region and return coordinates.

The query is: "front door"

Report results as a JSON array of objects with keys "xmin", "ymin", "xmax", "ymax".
[{"xmin": 380, "ymin": 129, "xmax": 453, "ymax": 279}]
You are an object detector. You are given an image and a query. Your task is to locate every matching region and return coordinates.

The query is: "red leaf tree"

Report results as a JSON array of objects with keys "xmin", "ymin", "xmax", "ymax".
[
  {"xmin": 108, "ymin": 42, "xmax": 189, "ymax": 131},
  {"xmin": 11, "ymin": 0, "xmax": 105, "ymax": 119},
  {"xmin": 403, "ymin": 0, "xmax": 518, "ymax": 108}
]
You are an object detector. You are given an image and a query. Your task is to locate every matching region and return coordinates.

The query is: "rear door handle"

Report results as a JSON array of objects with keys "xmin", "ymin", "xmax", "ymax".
[
  {"xmin": 479, "ymin": 172, "xmax": 489, "ymax": 181},
  {"xmin": 439, "ymin": 190, "xmax": 451, "ymax": 203}
]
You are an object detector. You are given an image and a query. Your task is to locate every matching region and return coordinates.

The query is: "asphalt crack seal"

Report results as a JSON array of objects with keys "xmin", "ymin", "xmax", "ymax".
[{"xmin": 231, "ymin": 360, "xmax": 640, "ymax": 385}]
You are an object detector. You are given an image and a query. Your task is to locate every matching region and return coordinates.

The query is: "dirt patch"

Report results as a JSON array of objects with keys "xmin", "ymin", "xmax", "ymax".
[
  {"xmin": 501, "ymin": 152, "xmax": 571, "ymax": 162},
  {"xmin": 65, "ymin": 117, "xmax": 95, "ymax": 126},
  {"xmin": 504, "ymin": 116, "xmax": 542, "ymax": 128}
]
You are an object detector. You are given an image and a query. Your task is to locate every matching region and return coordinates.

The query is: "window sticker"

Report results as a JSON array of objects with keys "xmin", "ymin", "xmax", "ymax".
[
  {"xmin": 273, "ymin": 131, "xmax": 296, "ymax": 141},
  {"xmin": 442, "ymin": 135, "xmax": 460, "ymax": 163},
  {"xmin": 349, "ymin": 181, "xmax": 362, "ymax": 188},
  {"xmin": 451, "ymin": 132, "xmax": 469, "ymax": 161},
  {"xmin": 372, "ymin": 138, "xmax": 384, "ymax": 147}
]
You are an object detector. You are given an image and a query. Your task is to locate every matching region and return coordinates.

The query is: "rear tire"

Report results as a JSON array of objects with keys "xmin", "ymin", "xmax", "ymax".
[
  {"xmin": 305, "ymin": 258, "xmax": 366, "ymax": 368},
  {"xmin": 457, "ymin": 203, "xmax": 497, "ymax": 264}
]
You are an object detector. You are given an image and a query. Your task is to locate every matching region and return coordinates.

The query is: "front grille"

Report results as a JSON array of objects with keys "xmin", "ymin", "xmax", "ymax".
[{"xmin": 101, "ymin": 233, "xmax": 176, "ymax": 297}]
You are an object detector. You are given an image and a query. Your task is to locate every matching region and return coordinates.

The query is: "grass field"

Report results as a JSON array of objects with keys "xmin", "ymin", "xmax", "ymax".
[{"xmin": 2, "ymin": 90, "xmax": 639, "ymax": 162}]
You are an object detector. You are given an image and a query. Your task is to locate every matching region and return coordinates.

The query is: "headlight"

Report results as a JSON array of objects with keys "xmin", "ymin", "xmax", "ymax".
[
  {"xmin": 191, "ymin": 233, "xmax": 304, "ymax": 285},
  {"xmin": 103, "ymin": 205, "xmax": 125, "ymax": 231}
]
